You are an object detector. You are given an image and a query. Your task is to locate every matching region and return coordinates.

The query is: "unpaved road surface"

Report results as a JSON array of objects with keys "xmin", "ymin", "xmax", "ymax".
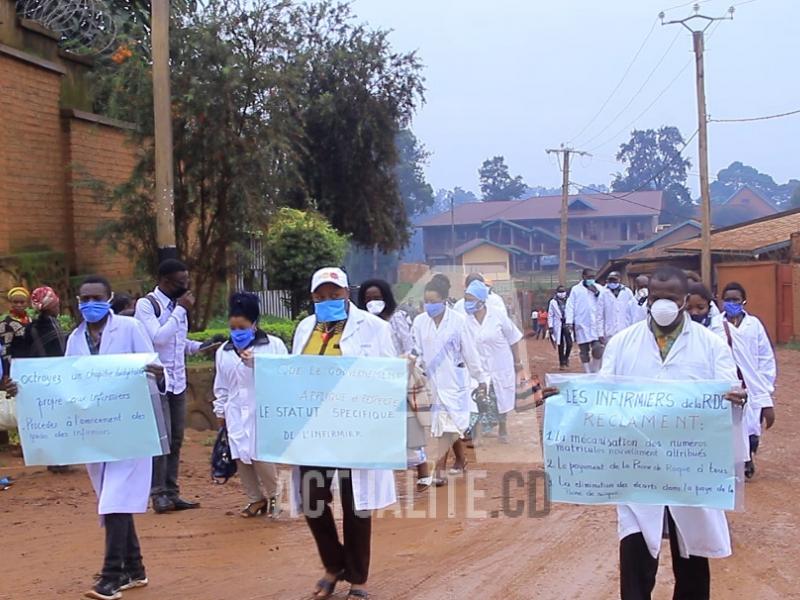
[{"xmin": 1, "ymin": 341, "xmax": 798, "ymax": 599}]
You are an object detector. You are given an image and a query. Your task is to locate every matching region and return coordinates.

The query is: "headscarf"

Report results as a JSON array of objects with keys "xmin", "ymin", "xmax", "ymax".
[
  {"xmin": 228, "ymin": 292, "xmax": 260, "ymax": 323},
  {"xmin": 465, "ymin": 279, "xmax": 489, "ymax": 302},
  {"xmin": 7, "ymin": 287, "xmax": 30, "ymax": 301},
  {"xmin": 31, "ymin": 287, "xmax": 60, "ymax": 312}
]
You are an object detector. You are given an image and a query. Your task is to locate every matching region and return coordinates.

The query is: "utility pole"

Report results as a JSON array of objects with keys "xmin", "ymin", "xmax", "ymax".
[
  {"xmin": 450, "ymin": 190, "xmax": 456, "ymax": 267},
  {"xmin": 661, "ymin": 5, "xmax": 734, "ymax": 286},
  {"xmin": 546, "ymin": 146, "xmax": 590, "ymax": 286},
  {"xmin": 151, "ymin": 0, "xmax": 177, "ymax": 262}
]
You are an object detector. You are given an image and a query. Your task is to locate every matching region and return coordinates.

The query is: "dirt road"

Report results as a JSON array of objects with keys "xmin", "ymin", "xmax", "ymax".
[{"xmin": 1, "ymin": 341, "xmax": 798, "ymax": 599}]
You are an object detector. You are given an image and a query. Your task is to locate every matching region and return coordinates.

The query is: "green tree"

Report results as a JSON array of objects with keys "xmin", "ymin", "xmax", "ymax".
[
  {"xmin": 612, "ymin": 127, "xmax": 693, "ymax": 224},
  {"xmin": 395, "ymin": 129, "xmax": 434, "ymax": 217},
  {"xmin": 263, "ymin": 208, "xmax": 349, "ymax": 318},
  {"xmin": 479, "ymin": 156, "xmax": 527, "ymax": 201},
  {"xmin": 790, "ymin": 186, "xmax": 800, "ymax": 209}
]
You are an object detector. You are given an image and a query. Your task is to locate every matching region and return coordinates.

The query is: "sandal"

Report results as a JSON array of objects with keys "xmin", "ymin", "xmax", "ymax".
[
  {"xmin": 416, "ymin": 476, "xmax": 433, "ymax": 492},
  {"xmin": 240, "ymin": 499, "xmax": 268, "ymax": 518},
  {"xmin": 312, "ymin": 571, "xmax": 344, "ymax": 599},
  {"xmin": 448, "ymin": 461, "xmax": 468, "ymax": 476},
  {"xmin": 347, "ymin": 589, "xmax": 370, "ymax": 599}
]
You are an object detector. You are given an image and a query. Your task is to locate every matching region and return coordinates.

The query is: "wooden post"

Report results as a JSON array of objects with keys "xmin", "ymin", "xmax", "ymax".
[
  {"xmin": 152, "ymin": 0, "xmax": 177, "ymax": 261},
  {"xmin": 694, "ymin": 30, "xmax": 712, "ymax": 286}
]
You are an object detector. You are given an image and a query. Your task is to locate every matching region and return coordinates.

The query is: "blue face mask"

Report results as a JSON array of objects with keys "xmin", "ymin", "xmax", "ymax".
[
  {"xmin": 314, "ymin": 298, "xmax": 348, "ymax": 323},
  {"xmin": 79, "ymin": 300, "xmax": 111, "ymax": 323},
  {"xmin": 723, "ymin": 301, "xmax": 744, "ymax": 318},
  {"xmin": 607, "ymin": 282, "xmax": 620, "ymax": 290},
  {"xmin": 464, "ymin": 300, "xmax": 483, "ymax": 314},
  {"xmin": 690, "ymin": 313, "xmax": 711, "ymax": 327},
  {"xmin": 424, "ymin": 302, "xmax": 445, "ymax": 318},
  {"xmin": 584, "ymin": 279, "xmax": 596, "ymax": 287},
  {"xmin": 230, "ymin": 328, "xmax": 256, "ymax": 350}
]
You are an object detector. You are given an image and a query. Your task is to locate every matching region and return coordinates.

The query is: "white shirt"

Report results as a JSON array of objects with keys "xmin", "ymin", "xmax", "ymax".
[
  {"xmin": 598, "ymin": 286, "xmax": 634, "ymax": 338},
  {"xmin": 565, "ymin": 282, "xmax": 602, "ymax": 344},
  {"xmin": 213, "ymin": 332, "xmax": 288, "ymax": 463},
  {"xmin": 600, "ymin": 315, "xmax": 738, "ymax": 559},
  {"xmin": 412, "ymin": 308, "xmax": 489, "ymax": 434},
  {"xmin": 134, "ymin": 287, "xmax": 202, "ymax": 394},
  {"xmin": 465, "ymin": 307, "xmax": 523, "ymax": 414},
  {"xmin": 628, "ymin": 289, "xmax": 649, "ymax": 324}
]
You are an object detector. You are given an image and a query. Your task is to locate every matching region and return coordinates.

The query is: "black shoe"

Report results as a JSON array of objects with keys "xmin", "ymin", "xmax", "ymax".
[
  {"xmin": 153, "ymin": 494, "xmax": 175, "ymax": 514},
  {"xmin": 172, "ymin": 496, "xmax": 200, "ymax": 510},
  {"xmin": 84, "ymin": 577, "xmax": 122, "ymax": 600},
  {"xmin": 119, "ymin": 569, "xmax": 148, "ymax": 591},
  {"xmin": 744, "ymin": 460, "xmax": 755, "ymax": 480}
]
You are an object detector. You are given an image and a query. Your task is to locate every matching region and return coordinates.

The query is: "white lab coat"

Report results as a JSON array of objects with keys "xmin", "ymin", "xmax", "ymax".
[
  {"xmin": 565, "ymin": 283, "xmax": 602, "ymax": 344},
  {"xmin": 547, "ymin": 298, "xmax": 567, "ymax": 345},
  {"xmin": 598, "ymin": 286, "xmax": 634, "ymax": 339},
  {"xmin": 453, "ymin": 293, "xmax": 508, "ymax": 317},
  {"xmin": 212, "ymin": 332, "xmax": 288, "ymax": 463},
  {"xmin": 412, "ymin": 308, "xmax": 489, "ymax": 434},
  {"xmin": 724, "ymin": 312, "xmax": 776, "ymax": 436},
  {"xmin": 600, "ymin": 314, "xmax": 738, "ymax": 559},
  {"xmin": 290, "ymin": 303, "xmax": 397, "ymax": 511},
  {"xmin": 65, "ymin": 314, "xmax": 159, "ymax": 516},
  {"xmin": 628, "ymin": 291, "xmax": 649, "ymax": 324},
  {"xmin": 465, "ymin": 307, "xmax": 523, "ymax": 414}
]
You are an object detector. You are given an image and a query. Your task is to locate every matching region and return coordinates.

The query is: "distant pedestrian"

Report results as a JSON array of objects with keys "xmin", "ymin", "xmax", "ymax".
[
  {"xmin": 536, "ymin": 308, "xmax": 548, "ymax": 339},
  {"xmin": 565, "ymin": 269, "xmax": 603, "ymax": 373},
  {"xmin": 530, "ymin": 308, "xmax": 540, "ymax": 337},
  {"xmin": 1, "ymin": 286, "xmax": 30, "ymax": 374},
  {"xmin": 111, "ymin": 294, "xmax": 136, "ymax": 317},
  {"xmin": 548, "ymin": 286, "xmax": 572, "ymax": 370}
]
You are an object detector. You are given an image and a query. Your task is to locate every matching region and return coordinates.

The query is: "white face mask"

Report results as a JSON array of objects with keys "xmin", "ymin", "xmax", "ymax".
[
  {"xmin": 556, "ymin": 292, "xmax": 567, "ymax": 299},
  {"xmin": 649, "ymin": 298, "xmax": 684, "ymax": 327},
  {"xmin": 366, "ymin": 300, "xmax": 385, "ymax": 315},
  {"xmin": 636, "ymin": 288, "xmax": 649, "ymax": 299}
]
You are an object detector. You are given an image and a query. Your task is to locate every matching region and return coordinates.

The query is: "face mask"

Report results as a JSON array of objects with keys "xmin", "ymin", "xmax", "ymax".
[
  {"xmin": 556, "ymin": 292, "xmax": 567, "ymax": 299},
  {"xmin": 464, "ymin": 300, "xmax": 483, "ymax": 314},
  {"xmin": 584, "ymin": 279, "xmax": 596, "ymax": 287},
  {"xmin": 79, "ymin": 300, "xmax": 111, "ymax": 323},
  {"xmin": 314, "ymin": 298, "xmax": 348, "ymax": 323},
  {"xmin": 424, "ymin": 302, "xmax": 445, "ymax": 318},
  {"xmin": 607, "ymin": 282, "xmax": 620, "ymax": 290},
  {"xmin": 171, "ymin": 286, "xmax": 189, "ymax": 300},
  {"xmin": 230, "ymin": 327, "xmax": 256, "ymax": 350},
  {"xmin": 366, "ymin": 300, "xmax": 385, "ymax": 315},
  {"xmin": 636, "ymin": 288, "xmax": 649, "ymax": 299},
  {"xmin": 723, "ymin": 301, "xmax": 744, "ymax": 318},
  {"xmin": 649, "ymin": 298, "xmax": 684, "ymax": 328},
  {"xmin": 690, "ymin": 313, "xmax": 711, "ymax": 327}
]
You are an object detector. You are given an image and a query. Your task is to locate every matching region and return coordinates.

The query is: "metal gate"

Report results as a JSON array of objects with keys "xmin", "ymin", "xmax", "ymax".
[{"xmin": 234, "ymin": 236, "xmax": 292, "ymax": 320}]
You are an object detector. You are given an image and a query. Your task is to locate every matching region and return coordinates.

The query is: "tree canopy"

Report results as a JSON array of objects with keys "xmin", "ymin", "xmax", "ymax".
[
  {"xmin": 612, "ymin": 127, "xmax": 693, "ymax": 224},
  {"xmin": 710, "ymin": 161, "xmax": 799, "ymax": 207},
  {"xmin": 479, "ymin": 156, "xmax": 527, "ymax": 201}
]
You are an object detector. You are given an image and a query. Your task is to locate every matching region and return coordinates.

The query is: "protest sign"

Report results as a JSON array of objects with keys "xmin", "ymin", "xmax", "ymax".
[
  {"xmin": 254, "ymin": 355, "xmax": 407, "ymax": 469},
  {"xmin": 543, "ymin": 375, "xmax": 736, "ymax": 510},
  {"xmin": 13, "ymin": 353, "xmax": 164, "ymax": 466}
]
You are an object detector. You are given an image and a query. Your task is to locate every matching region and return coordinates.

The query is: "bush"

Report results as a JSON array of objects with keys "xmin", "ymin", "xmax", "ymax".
[{"xmin": 188, "ymin": 315, "xmax": 297, "ymax": 347}]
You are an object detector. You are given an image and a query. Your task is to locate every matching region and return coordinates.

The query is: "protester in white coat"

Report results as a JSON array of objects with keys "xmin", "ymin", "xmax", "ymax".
[
  {"xmin": 628, "ymin": 274, "xmax": 650, "ymax": 324},
  {"xmin": 452, "ymin": 272, "xmax": 508, "ymax": 317},
  {"xmin": 720, "ymin": 281, "xmax": 776, "ymax": 479},
  {"xmin": 67, "ymin": 276, "xmax": 165, "ymax": 600},
  {"xmin": 462, "ymin": 279, "xmax": 523, "ymax": 443},
  {"xmin": 412, "ymin": 275, "xmax": 489, "ymax": 480},
  {"xmin": 565, "ymin": 268, "xmax": 604, "ymax": 372},
  {"xmin": 292, "ymin": 267, "xmax": 397, "ymax": 600},
  {"xmin": 213, "ymin": 292, "xmax": 287, "ymax": 519},
  {"xmin": 597, "ymin": 266, "xmax": 743, "ymax": 600},
  {"xmin": 547, "ymin": 286, "xmax": 572, "ymax": 369},
  {"xmin": 598, "ymin": 271, "xmax": 634, "ymax": 340}
]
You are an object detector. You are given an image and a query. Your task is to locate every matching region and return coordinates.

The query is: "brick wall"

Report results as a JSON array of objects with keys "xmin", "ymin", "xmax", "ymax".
[
  {"xmin": 65, "ymin": 117, "xmax": 138, "ymax": 278},
  {"xmin": 0, "ymin": 53, "xmax": 68, "ymax": 255}
]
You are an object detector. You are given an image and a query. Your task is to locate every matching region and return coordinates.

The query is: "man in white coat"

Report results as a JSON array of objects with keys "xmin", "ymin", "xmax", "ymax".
[
  {"xmin": 565, "ymin": 268, "xmax": 604, "ymax": 373},
  {"xmin": 599, "ymin": 266, "xmax": 743, "ymax": 600},
  {"xmin": 68, "ymin": 276, "xmax": 165, "ymax": 600},
  {"xmin": 292, "ymin": 267, "xmax": 397, "ymax": 600},
  {"xmin": 547, "ymin": 286, "xmax": 572, "ymax": 370},
  {"xmin": 720, "ymin": 281, "xmax": 776, "ymax": 479},
  {"xmin": 628, "ymin": 274, "xmax": 650, "ymax": 324},
  {"xmin": 598, "ymin": 271, "xmax": 634, "ymax": 340}
]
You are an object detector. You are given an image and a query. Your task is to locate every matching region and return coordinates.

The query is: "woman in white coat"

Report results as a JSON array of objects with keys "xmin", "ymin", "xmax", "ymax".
[
  {"xmin": 66, "ymin": 276, "xmax": 164, "ymax": 600},
  {"xmin": 462, "ymin": 279, "xmax": 523, "ymax": 443},
  {"xmin": 213, "ymin": 292, "xmax": 287, "ymax": 518},
  {"xmin": 292, "ymin": 267, "xmax": 396, "ymax": 600},
  {"xmin": 412, "ymin": 275, "xmax": 489, "ymax": 480}
]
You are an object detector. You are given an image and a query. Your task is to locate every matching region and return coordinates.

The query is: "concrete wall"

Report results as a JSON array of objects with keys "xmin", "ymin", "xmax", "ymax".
[{"xmin": 460, "ymin": 244, "xmax": 510, "ymax": 281}]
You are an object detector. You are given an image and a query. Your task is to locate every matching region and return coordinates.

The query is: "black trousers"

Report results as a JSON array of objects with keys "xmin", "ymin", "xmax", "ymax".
[
  {"xmin": 299, "ymin": 467, "xmax": 372, "ymax": 585},
  {"xmin": 558, "ymin": 328, "xmax": 573, "ymax": 367},
  {"xmin": 620, "ymin": 510, "xmax": 710, "ymax": 600},
  {"xmin": 101, "ymin": 513, "xmax": 143, "ymax": 581},
  {"xmin": 151, "ymin": 391, "xmax": 186, "ymax": 499}
]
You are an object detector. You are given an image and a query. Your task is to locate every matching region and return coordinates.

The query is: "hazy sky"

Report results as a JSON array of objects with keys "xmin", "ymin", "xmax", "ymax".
[{"xmin": 351, "ymin": 0, "xmax": 799, "ymax": 197}]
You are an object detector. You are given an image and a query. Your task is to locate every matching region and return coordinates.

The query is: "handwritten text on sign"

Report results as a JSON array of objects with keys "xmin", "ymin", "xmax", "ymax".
[
  {"xmin": 543, "ymin": 376, "xmax": 735, "ymax": 510},
  {"xmin": 13, "ymin": 353, "xmax": 162, "ymax": 466},
  {"xmin": 254, "ymin": 355, "xmax": 407, "ymax": 469}
]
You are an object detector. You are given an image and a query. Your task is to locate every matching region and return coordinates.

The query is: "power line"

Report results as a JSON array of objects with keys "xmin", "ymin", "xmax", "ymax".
[
  {"xmin": 709, "ymin": 108, "xmax": 800, "ymax": 123},
  {"xmin": 578, "ymin": 29, "xmax": 683, "ymax": 147},
  {"xmin": 568, "ymin": 18, "xmax": 659, "ymax": 144}
]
